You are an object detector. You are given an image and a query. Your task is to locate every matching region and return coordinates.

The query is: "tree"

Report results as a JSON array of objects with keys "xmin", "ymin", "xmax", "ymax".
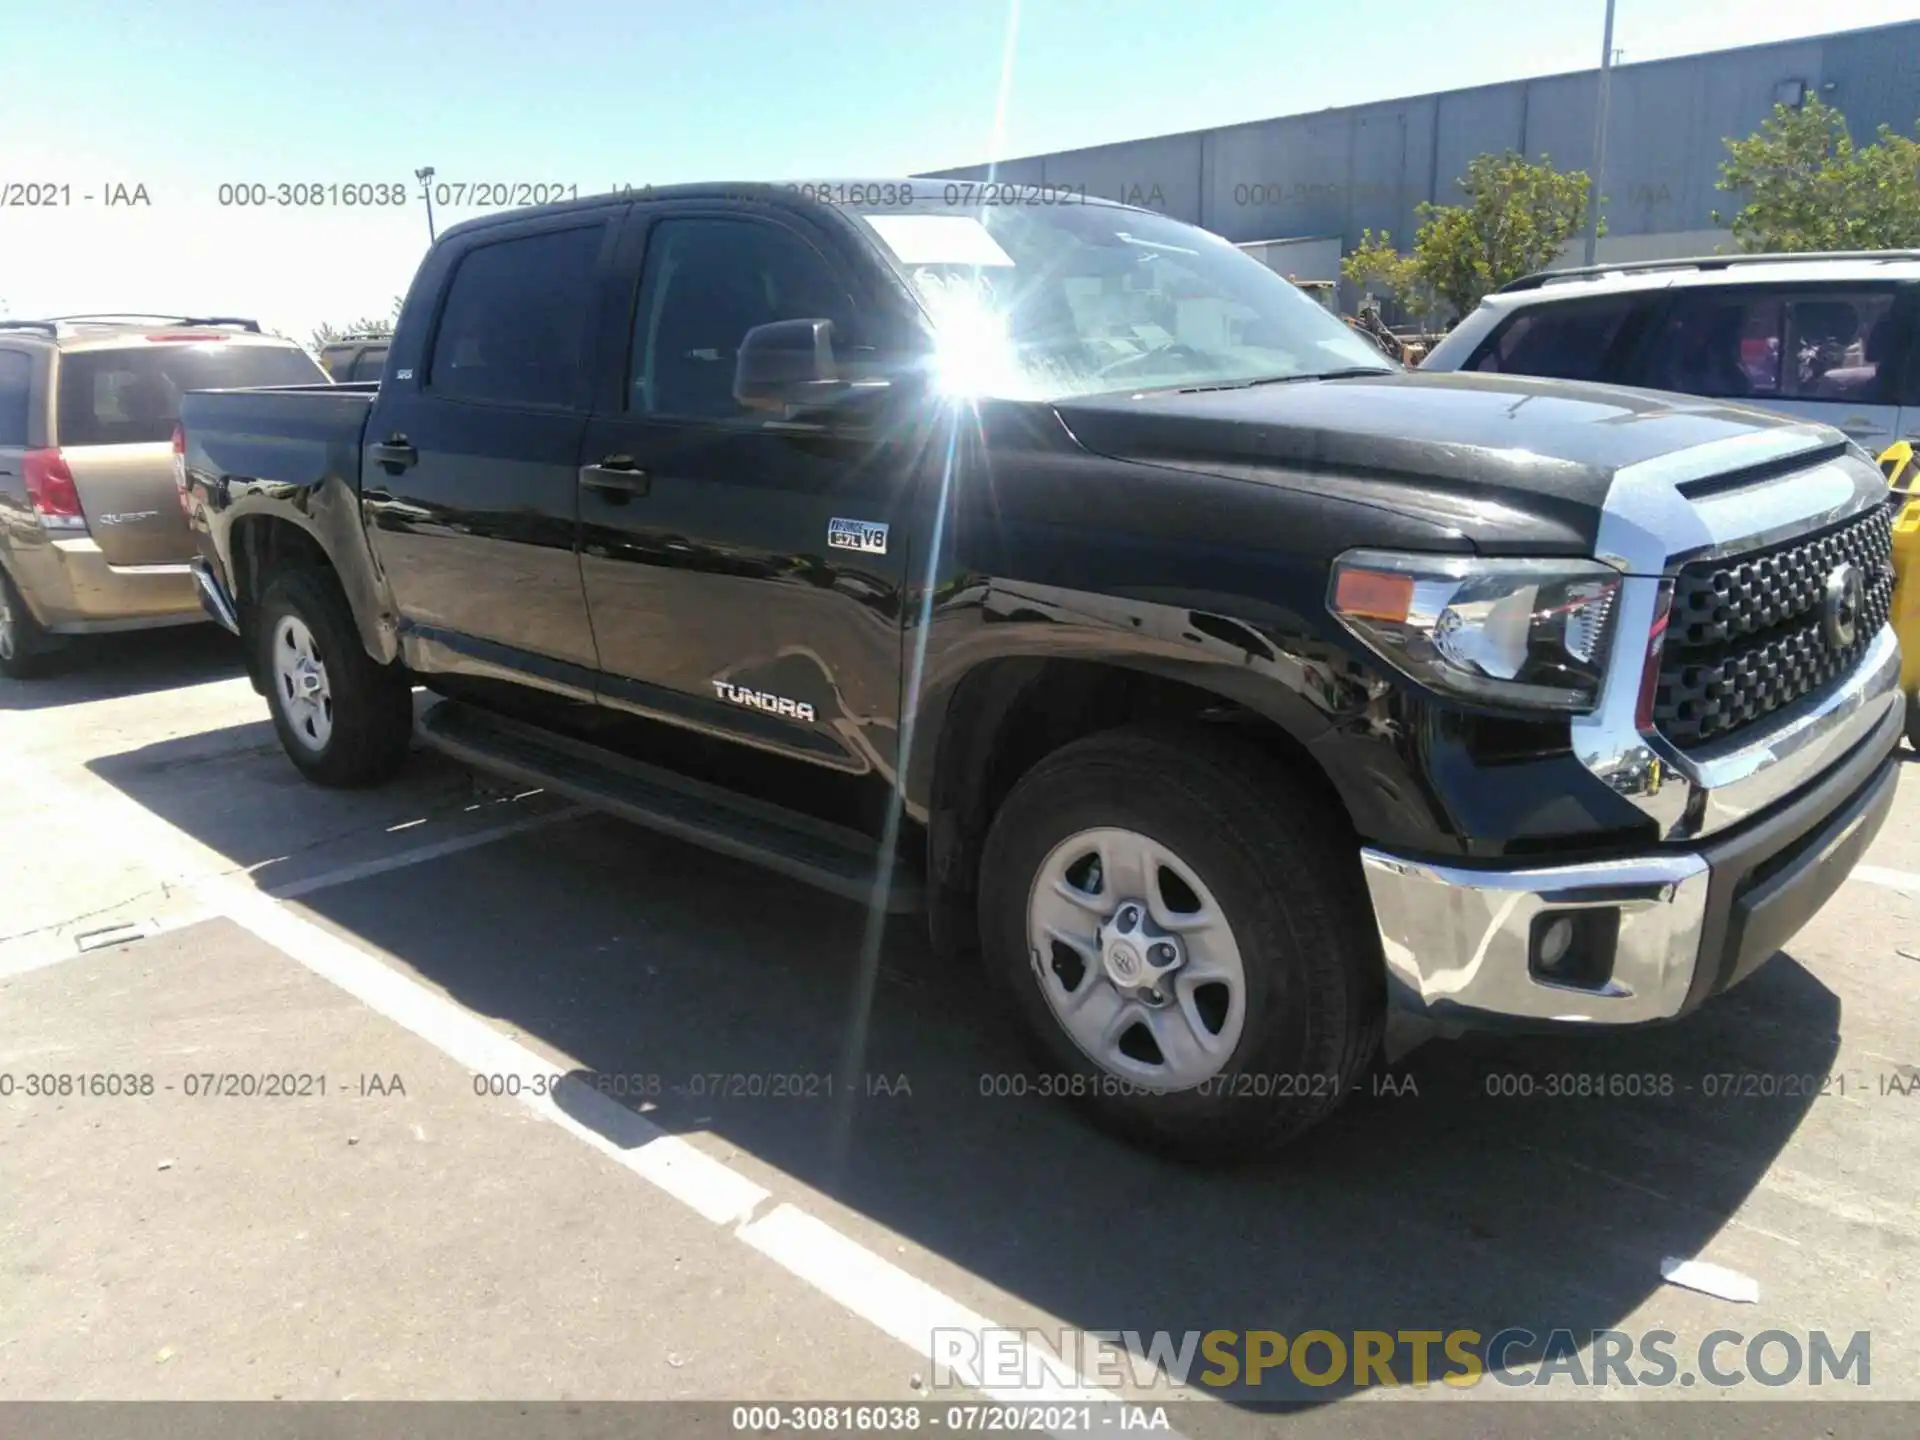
[
  {"xmin": 1407, "ymin": 151, "xmax": 1597, "ymax": 322},
  {"xmin": 1340, "ymin": 229, "xmax": 1440, "ymax": 327},
  {"xmin": 1713, "ymin": 97, "xmax": 1920, "ymax": 252},
  {"xmin": 309, "ymin": 297, "xmax": 404, "ymax": 354},
  {"xmin": 1341, "ymin": 229, "xmax": 1417, "ymax": 301}
]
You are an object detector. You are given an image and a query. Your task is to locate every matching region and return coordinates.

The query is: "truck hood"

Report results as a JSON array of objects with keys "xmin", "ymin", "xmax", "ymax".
[{"xmin": 1051, "ymin": 370, "xmax": 1846, "ymax": 555}]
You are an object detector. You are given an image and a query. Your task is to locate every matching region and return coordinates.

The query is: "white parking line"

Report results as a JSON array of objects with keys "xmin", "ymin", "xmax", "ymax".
[
  {"xmin": 0, "ymin": 745, "xmax": 1137, "ymax": 1423},
  {"xmin": 262, "ymin": 803, "xmax": 590, "ymax": 899}
]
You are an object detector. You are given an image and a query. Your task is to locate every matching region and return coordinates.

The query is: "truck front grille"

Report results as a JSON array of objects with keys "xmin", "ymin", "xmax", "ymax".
[{"xmin": 1652, "ymin": 499, "xmax": 1896, "ymax": 749}]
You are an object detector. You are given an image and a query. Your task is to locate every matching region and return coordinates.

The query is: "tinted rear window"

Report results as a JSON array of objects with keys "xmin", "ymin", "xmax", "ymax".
[{"xmin": 57, "ymin": 343, "xmax": 327, "ymax": 445}]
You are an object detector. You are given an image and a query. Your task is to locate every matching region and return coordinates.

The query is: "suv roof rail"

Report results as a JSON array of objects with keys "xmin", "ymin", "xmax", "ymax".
[
  {"xmin": 41, "ymin": 312, "xmax": 265, "ymax": 333},
  {"xmin": 325, "ymin": 332, "xmax": 393, "ymax": 343},
  {"xmin": 0, "ymin": 319, "xmax": 60, "ymax": 337},
  {"xmin": 1495, "ymin": 250, "xmax": 1920, "ymax": 294}
]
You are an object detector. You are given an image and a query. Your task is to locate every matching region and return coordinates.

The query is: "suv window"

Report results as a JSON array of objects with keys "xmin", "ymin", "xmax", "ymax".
[
  {"xmin": 1632, "ymin": 288, "xmax": 1900, "ymax": 403},
  {"xmin": 1468, "ymin": 296, "xmax": 1641, "ymax": 381},
  {"xmin": 350, "ymin": 348, "xmax": 388, "ymax": 382},
  {"xmin": 55, "ymin": 343, "xmax": 326, "ymax": 446},
  {"xmin": 0, "ymin": 350, "xmax": 30, "ymax": 447},
  {"xmin": 629, "ymin": 217, "xmax": 854, "ymax": 420},
  {"xmin": 429, "ymin": 223, "xmax": 604, "ymax": 408}
]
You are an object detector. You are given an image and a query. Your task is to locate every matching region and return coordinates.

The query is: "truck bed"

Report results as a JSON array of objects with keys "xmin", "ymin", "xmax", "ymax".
[{"xmin": 179, "ymin": 382, "xmax": 379, "ymax": 498}]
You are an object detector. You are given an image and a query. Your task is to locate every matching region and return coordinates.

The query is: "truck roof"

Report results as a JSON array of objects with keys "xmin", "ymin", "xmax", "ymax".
[{"xmin": 431, "ymin": 178, "xmax": 1147, "ymax": 245}]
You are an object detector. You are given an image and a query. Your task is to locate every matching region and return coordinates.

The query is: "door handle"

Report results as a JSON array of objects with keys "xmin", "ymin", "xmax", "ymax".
[
  {"xmin": 370, "ymin": 438, "xmax": 418, "ymax": 472},
  {"xmin": 580, "ymin": 457, "xmax": 650, "ymax": 500},
  {"xmin": 362, "ymin": 489, "xmax": 433, "ymax": 522}
]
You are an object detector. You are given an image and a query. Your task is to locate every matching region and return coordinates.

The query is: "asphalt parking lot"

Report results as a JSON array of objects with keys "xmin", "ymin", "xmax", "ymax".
[{"xmin": 3, "ymin": 625, "xmax": 1918, "ymax": 1433}]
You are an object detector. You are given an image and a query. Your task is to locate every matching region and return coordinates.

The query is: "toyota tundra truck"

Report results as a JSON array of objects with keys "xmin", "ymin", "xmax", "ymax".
[{"xmin": 176, "ymin": 183, "xmax": 1905, "ymax": 1155}]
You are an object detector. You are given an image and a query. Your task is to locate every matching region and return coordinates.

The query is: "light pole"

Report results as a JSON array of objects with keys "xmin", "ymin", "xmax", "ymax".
[
  {"xmin": 416, "ymin": 166, "xmax": 438, "ymax": 243},
  {"xmin": 1581, "ymin": 0, "xmax": 1617, "ymax": 267}
]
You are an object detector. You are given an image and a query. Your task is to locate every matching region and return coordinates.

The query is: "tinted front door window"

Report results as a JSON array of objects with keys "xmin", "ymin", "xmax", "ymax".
[
  {"xmin": 629, "ymin": 218, "xmax": 854, "ymax": 420},
  {"xmin": 1469, "ymin": 297, "xmax": 1640, "ymax": 381}
]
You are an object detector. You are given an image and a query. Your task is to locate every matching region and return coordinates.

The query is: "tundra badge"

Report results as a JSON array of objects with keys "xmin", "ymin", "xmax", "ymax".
[
  {"xmin": 713, "ymin": 680, "xmax": 816, "ymax": 723},
  {"xmin": 827, "ymin": 517, "xmax": 888, "ymax": 555}
]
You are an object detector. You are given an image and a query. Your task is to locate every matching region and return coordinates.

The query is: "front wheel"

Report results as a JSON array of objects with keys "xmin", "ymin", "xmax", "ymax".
[
  {"xmin": 1907, "ymin": 693, "xmax": 1920, "ymax": 752},
  {"xmin": 977, "ymin": 725, "xmax": 1385, "ymax": 1159},
  {"xmin": 255, "ymin": 568, "xmax": 413, "ymax": 788}
]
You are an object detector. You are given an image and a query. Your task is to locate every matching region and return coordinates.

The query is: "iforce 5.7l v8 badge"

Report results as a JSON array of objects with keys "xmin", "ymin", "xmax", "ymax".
[{"xmin": 827, "ymin": 517, "xmax": 889, "ymax": 555}]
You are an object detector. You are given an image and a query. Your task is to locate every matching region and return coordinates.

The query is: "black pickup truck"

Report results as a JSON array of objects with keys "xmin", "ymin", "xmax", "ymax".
[{"xmin": 178, "ymin": 183, "xmax": 1904, "ymax": 1155}]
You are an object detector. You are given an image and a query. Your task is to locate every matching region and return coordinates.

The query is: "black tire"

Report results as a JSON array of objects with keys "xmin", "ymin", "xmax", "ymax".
[
  {"xmin": 255, "ymin": 567, "xmax": 412, "ymax": 788},
  {"xmin": 0, "ymin": 567, "xmax": 56, "ymax": 679},
  {"xmin": 1907, "ymin": 693, "xmax": 1920, "ymax": 753},
  {"xmin": 977, "ymin": 725, "xmax": 1385, "ymax": 1159}
]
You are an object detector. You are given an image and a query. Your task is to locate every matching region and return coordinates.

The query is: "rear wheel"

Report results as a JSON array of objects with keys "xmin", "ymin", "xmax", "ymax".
[
  {"xmin": 1907, "ymin": 693, "xmax": 1920, "ymax": 753},
  {"xmin": 977, "ymin": 725, "xmax": 1385, "ymax": 1158},
  {"xmin": 0, "ymin": 569, "xmax": 56, "ymax": 680},
  {"xmin": 255, "ymin": 568, "xmax": 412, "ymax": 787}
]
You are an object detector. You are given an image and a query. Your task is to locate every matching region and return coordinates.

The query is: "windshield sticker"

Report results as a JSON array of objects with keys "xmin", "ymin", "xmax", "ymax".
[{"xmin": 863, "ymin": 215, "xmax": 1016, "ymax": 268}]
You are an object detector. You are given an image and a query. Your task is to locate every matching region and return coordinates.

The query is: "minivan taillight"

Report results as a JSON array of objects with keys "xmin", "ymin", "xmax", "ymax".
[
  {"xmin": 22, "ymin": 449, "xmax": 87, "ymax": 532},
  {"xmin": 172, "ymin": 423, "xmax": 190, "ymax": 512}
]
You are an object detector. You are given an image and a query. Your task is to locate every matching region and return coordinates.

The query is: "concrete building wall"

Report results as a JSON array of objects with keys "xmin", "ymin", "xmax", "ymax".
[{"xmin": 920, "ymin": 20, "xmax": 1920, "ymax": 263}]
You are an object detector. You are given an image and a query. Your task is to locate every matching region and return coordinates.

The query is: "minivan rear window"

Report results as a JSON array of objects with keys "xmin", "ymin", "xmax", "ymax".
[{"xmin": 57, "ymin": 343, "xmax": 326, "ymax": 446}]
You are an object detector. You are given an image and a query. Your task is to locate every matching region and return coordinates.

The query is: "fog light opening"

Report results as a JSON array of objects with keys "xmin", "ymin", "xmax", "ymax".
[
  {"xmin": 1528, "ymin": 908, "xmax": 1621, "ymax": 991},
  {"xmin": 1537, "ymin": 915, "xmax": 1574, "ymax": 971}
]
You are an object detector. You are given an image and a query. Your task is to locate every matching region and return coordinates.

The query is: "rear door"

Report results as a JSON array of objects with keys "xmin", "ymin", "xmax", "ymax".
[
  {"xmin": 55, "ymin": 337, "xmax": 326, "ymax": 565},
  {"xmin": 1620, "ymin": 283, "xmax": 1906, "ymax": 446},
  {"xmin": 362, "ymin": 210, "xmax": 617, "ymax": 696}
]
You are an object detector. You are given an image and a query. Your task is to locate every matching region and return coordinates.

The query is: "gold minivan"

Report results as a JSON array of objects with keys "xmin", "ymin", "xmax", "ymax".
[{"xmin": 0, "ymin": 315, "xmax": 328, "ymax": 677}]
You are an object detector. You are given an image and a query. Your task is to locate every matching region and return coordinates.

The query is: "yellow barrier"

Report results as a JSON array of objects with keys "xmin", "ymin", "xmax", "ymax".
[{"xmin": 1877, "ymin": 443, "xmax": 1919, "ymax": 747}]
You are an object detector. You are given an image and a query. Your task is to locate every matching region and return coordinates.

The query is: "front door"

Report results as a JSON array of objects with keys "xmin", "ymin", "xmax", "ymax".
[
  {"xmin": 365, "ymin": 213, "xmax": 616, "ymax": 697},
  {"xmin": 577, "ymin": 207, "xmax": 915, "ymax": 781}
]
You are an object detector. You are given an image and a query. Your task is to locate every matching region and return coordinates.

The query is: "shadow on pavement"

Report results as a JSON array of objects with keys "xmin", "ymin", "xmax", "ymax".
[
  {"xmin": 0, "ymin": 624, "xmax": 244, "ymax": 711},
  {"xmin": 87, "ymin": 725, "xmax": 1839, "ymax": 1408}
]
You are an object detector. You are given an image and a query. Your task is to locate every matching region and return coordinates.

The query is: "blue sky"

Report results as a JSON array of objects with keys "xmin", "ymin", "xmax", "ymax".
[{"xmin": 1, "ymin": 0, "xmax": 1913, "ymax": 343}]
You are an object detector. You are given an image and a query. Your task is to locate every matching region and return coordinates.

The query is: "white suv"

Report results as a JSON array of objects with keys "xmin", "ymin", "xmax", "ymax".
[{"xmin": 1421, "ymin": 250, "xmax": 1920, "ymax": 453}]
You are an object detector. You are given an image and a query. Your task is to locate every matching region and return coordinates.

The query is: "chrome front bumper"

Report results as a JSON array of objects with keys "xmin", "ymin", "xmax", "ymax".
[
  {"xmin": 1361, "ymin": 634, "xmax": 1904, "ymax": 1026},
  {"xmin": 1361, "ymin": 850, "xmax": 1710, "ymax": 1024}
]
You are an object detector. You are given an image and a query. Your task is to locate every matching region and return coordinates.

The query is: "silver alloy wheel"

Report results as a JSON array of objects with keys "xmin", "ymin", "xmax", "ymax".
[
  {"xmin": 1026, "ymin": 826, "xmax": 1247, "ymax": 1090},
  {"xmin": 272, "ymin": 614, "xmax": 334, "ymax": 752},
  {"xmin": 0, "ymin": 588, "xmax": 14, "ymax": 662}
]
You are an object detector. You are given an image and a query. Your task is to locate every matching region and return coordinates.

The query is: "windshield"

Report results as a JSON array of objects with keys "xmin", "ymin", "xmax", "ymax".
[{"xmin": 849, "ymin": 199, "xmax": 1395, "ymax": 401}]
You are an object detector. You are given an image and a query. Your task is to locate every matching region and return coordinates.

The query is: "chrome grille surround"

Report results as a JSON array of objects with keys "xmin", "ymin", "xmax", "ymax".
[{"xmin": 1571, "ymin": 424, "xmax": 1902, "ymax": 842}]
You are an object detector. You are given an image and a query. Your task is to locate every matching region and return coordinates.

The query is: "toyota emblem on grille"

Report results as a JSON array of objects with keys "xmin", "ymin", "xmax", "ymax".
[{"xmin": 1822, "ymin": 562, "xmax": 1864, "ymax": 649}]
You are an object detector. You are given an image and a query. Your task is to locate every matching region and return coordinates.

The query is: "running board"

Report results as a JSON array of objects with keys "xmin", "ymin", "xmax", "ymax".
[{"xmin": 416, "ymin": 700, "xmax": 923, "ymax": 914}]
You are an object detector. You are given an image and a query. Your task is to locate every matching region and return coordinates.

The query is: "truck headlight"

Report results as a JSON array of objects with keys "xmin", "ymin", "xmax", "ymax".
[{"xmin": 1329, "ymin": 550, "xmax": 1622, "ymax": 711}]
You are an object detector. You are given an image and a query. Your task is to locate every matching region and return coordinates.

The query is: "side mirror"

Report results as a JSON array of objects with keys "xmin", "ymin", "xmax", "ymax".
[{"xmin": 735, "ymin": 319, "xmax": 853, "ymax": 413}]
